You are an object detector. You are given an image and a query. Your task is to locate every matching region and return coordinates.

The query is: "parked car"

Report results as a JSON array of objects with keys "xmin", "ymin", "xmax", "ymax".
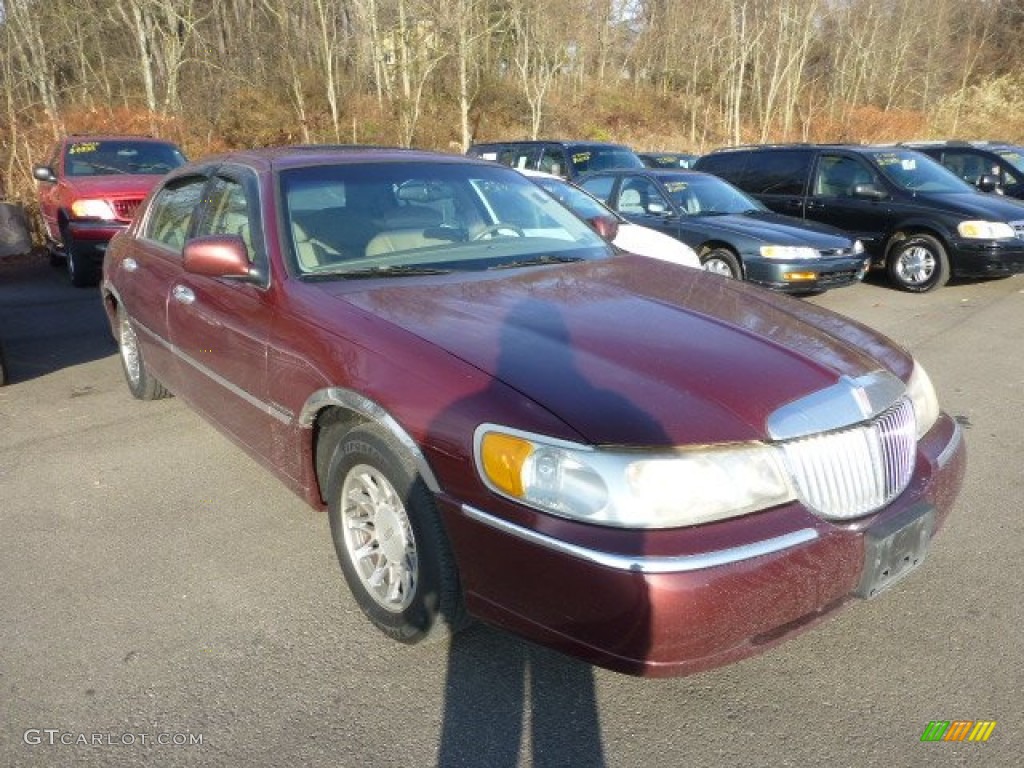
[
  {"xmin": 694, "ymin": 144, "xmax": 1024, "ymax": 292},
  {"xmin": 901, "ymin": 140, "xmax": 1024, "ymax": 199},
  {"xmin": 33, "ymin": 134, "xmax": 187, "ymax": 286},
  {"xmin": 467, "ymin": 140, "xmax": 644, "ymax": 180},
  {"xmin": 101, "ymin": 145, "xmax": 964, "ymax": 677},
  {"xmin": 520, "ymin": 169, "xmax": 700, "ymax": 268},
  {"xmin": 577, "ymin": 168, "xmax": 867, "ymax": 292},
  {"xmin": 638, "ymin": 151, "xmax": 699, "ymax": 169}
]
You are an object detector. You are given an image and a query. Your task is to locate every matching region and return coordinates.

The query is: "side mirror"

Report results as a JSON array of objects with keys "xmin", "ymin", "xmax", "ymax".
[
  {"xmin": 646, "ymin": 201, "xmax": 670, "ymax": 215},
  {"xmin": 32, "ymin": 165, "xmax": 57, "ymax": 183},
  {"xmin": 852, "ymin": 183, "xmax": 887, "ymax": 200},
  {"xmin": 588, "ymin": 215, "xmax": 620, "ymax": 241},
  {"xmin": 976, "ymin": 174, "xmax": 1002, "ymax": 194},
  {"xmin": 183, "ymin": 235, "xmax": 261, "ymax": 282}
]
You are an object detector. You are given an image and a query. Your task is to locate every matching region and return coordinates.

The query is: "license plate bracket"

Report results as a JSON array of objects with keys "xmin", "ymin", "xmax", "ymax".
[{"xmin": 855, "ymin": 502, "xmax": 936, "ymax": 599}]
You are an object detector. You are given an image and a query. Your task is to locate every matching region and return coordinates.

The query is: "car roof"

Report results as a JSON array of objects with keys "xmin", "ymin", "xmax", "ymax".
[
  {"xmin": 705, "ymin": 143, "xmax": 926, "ymax": 155},
  {"xmin": 62, "ymin": 134, "xmax": 180, "ymax": 144},
  {"xmin": 174, "ymin": 145, "xmax": 495, "ymax": 173},
  {"xmin": 470, "ymin": 139, "xmax": 633, "ymax": 149}
]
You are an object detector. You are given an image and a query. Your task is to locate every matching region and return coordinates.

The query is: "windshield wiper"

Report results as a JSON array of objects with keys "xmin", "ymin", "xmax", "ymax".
[
  {"xmin": 489, "ymin": 255, "xmax": 584, "ymax": 270},
  {"xmin": 305, "ymin": 265, "xmax": 452, "ymax": 280}
]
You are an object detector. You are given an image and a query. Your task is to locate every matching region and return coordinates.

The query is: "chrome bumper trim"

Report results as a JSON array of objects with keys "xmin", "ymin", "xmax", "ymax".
[
  {"xmin": 935, "ymin": 419, "xmax": 964, "ymax": 468},
  {"xmin": 461, "ymin": 504, "xmax": 819, "ymax": 574}
]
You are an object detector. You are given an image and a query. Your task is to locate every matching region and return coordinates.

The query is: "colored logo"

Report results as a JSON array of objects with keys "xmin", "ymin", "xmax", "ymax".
[{"xmin": 920, "ymin": 721, "xmax": 996, "ymax": 742}]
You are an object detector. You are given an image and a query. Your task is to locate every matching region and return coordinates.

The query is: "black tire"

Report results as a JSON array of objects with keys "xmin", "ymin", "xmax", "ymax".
[
  {"xmin": 700, "ymin": 247, "xmax": 742, "ymax": 279},
  {"xmin": 886, "ymin": 234, "xmax": 950, "ymax": 293},
  {"xmin": 325, "ymin": 423, "xmax": 465, "ymax": 644},
  {"xmin": 116, "ymin": 306, "xmax": 169, "ymax": 400},
  {"xmin": 63, "ymin": 226, "xmax": 100, "ymax": 288}
]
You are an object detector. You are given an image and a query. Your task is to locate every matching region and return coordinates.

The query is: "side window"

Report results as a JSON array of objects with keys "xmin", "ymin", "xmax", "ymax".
[
  {"xmin": 812, "ymin": 155, "xmax": 877, "ymax": 198},
  {"xmin": 142, "ymin": 176, "xmax": 207, "ymax": 251},
  {"xmin": 616, "ymin": 176, "xmax": 665, "ymax": 215},
  {"xmin": 695, "ymin": 151, "xmax": 749, "ymax": 186},
  {"xmin": 578, "ymin": 175, "xmax": 615, "ymax": 204},
  {"xmin": 498, "ymin": 144, "xmax": 541, "ymax": 170},
  {"xmin": 538, "ymin": 147, "xmax": 568, "ymax": 177},
  {"xmin": 744, "ymin": 150, "xmax": 811, "ymax": 195},
  {"xmin": 940, "ymin": 150, "xmax": 988, "ymax": 184},
  {"xmin": 199, "ymin": 176, "xmax": 255, "ymax": 261}
]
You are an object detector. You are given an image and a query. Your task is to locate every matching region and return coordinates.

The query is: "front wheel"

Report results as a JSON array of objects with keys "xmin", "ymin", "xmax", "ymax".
[
  {"xmin": 62, "ymin": 226, "xmax": 99, "ymax": 288},
  {"xmin": 700, "ymin": 247, "xmax": 742, "ymax": 279},
  {"xmin": 887, "ymin": 234, "xmax": 950, "ymax": 293},
  {"xmin": 325, "ymin": 424, "xmax": 465, "ymax": 644}
]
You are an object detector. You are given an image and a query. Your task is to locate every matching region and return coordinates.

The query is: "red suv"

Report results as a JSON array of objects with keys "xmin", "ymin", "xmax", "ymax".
[{"xmin": 33, "ymin": 135, "xmax": 186, "ymax": 286}]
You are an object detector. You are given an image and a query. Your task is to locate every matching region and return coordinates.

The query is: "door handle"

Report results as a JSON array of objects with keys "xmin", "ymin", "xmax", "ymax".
[{"xmin": 172, "ymin": 285, "xmax": 195, "ymax": 305}]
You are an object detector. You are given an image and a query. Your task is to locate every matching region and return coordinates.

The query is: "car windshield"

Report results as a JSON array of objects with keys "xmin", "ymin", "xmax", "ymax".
[
  {"xmin": 867, "ymin": 149, "xmax": 975, "ymax": 193},
  {"xmin": 659, "ymin": 173, "xmax": 765, "ymax": 215},
  {"xmin": 993, "ymin": 147, "xmax": 1024, "ymax": 173},
  {"xmin": 530, "ymin": 176, "xmax": 618, "ymax": 222},
  {"xmin": 64, "ymin": 140, "xmax": 186, "ymax": 176},
  {"xmin": 281, "ymin": 162, "xmax": 612, "ymax": 277},
  {"xmin": 569, "ymin": 147, "xmax": 644, "ymax": 175}
]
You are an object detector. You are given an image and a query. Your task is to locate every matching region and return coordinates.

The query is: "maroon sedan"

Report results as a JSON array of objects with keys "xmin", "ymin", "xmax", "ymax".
[{"xmin": 101, "ymin": 146, "xmax": 965, "ymax": 677}]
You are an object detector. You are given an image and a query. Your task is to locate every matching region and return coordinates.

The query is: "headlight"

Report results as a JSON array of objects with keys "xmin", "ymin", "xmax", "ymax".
[
  {"xmin": 957, "ymin": 220, "xmax": 1015, "ymax": 239},
  {"xmin": 906, "ymin": 361, "xmax": 940, "ymax": 438},
  {"xmin": 759, "ymin": 245, "xmax": 819, "ymax": 260},
  {"xmin": 853, "ymin": 239, "xmax": 865, "ymax": 254},
  {"xmin": 70, "ymin": 199, "xmax": 118, "ymax": 220},
  {"xmin": 475, "ymin": 425, "xmax": 795, "ymax": 528}
]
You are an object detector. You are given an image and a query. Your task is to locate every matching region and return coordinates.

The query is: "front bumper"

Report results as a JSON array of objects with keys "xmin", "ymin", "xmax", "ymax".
[
  {"xmin": 746, "ymin": 256, "xmax": 870, "ymax": 293},
  {"xmin": 948, "ymin": 238, "xmax": 1024, "ymax": 278},
  {"xmin": 67, "ymin": 220, "xmax": 126, "ymax": 246},
  {"xmin": 443, "ymin": 412, "xmax": 965, "ymax": 677}
]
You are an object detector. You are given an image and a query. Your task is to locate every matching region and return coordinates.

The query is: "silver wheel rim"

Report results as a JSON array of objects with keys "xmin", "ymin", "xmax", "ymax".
[
  {"xmin": 119, "ymin": 314, "xmax": 142, "ymax": 387},
  {"xmin": 340, "ymin": 464, "xmax": 417, "ymax": 612},
  {"xmin": 703, "ymin": 257, "xmax": 734, "ymax": 277},
  {"xmin": 896, "ymin": 245, "xmax": 935, "ymax": 284}
]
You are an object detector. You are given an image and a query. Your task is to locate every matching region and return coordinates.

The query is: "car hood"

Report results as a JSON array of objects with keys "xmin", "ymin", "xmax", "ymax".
[
  {"xmin": 62, "ymin": 174, "xmax": 162, "ymax": 198},
  {"xmin": 909, "ymin": 190, "xmax": 1024, "ymax": 221},
  {"xmin": 699, "ymin": 211, "xmax": 853, "ymax": 246},
  {"xmin": 614, "ymin": 223, "xmax": 701, "ymax": 268},
  {"xmin": 327, "ymin": 257, "xmax": 909, "ymax": 446}
]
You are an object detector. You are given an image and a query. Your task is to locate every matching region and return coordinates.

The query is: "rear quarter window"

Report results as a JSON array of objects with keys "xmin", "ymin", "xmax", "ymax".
[{"xmin": 742, "ymin": 150, "xmax": 812, "ymax": 195}]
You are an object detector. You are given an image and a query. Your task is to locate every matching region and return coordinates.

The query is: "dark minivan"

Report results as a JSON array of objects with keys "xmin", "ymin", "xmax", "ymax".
[
  {"xmin": 468, "ymin": 140, "xmax": 644, "ymax": 181},
  {"xmin": 695, "ymin": 144, "xmax": 1024, "ymax": 291}
]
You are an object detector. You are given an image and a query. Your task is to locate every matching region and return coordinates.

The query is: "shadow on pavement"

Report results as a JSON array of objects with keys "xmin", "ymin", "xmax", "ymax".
[
  {"xmin": 437, "ymin": 624, "xmax": 606, "ymax": 767},
  {"xmin": 0, "ymin": 254, "xmax": 116, "ymax": 384}
]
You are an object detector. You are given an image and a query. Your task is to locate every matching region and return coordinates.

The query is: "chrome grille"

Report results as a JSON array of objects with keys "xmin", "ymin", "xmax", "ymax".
[{"xmin": 781, "ymin": 398, "xmax": 916, "ymax": 520}]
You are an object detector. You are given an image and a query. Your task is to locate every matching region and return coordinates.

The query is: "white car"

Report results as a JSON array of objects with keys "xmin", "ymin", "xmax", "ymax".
[{"xmin": 521, "ymin": 169, "xmax": 700, "ymax": 268}]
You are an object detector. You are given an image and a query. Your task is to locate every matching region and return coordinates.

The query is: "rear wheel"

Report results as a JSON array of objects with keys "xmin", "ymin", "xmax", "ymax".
[
  {"xmin": 887, "ymin": 234, "xmax": 950, "ymax": 293},
  {"xmin": 117, "ymin": 306, "xmax": 169, "ymax": 400},
  {"xmin": 325, "ymin": 423, "xmax": 466, "ymax": 644},
  {"xmin": 700, "ymin": 247, "xmax": 742, "ymax": 279}
]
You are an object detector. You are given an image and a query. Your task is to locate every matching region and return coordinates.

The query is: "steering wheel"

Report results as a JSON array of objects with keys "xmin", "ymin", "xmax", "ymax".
[{"xmin": 472, "ymin": 223, "xmax": 525, "ymax": 240}]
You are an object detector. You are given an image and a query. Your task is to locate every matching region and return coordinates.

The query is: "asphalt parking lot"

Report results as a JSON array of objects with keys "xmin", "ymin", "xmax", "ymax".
[{"xmin": 1, "ymin": 257, "xmax": 1021, "ymax": 767}]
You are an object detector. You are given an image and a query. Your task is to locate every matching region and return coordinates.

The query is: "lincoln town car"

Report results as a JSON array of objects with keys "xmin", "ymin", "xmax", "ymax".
[{"xmin": 101, "ymin": 146, "xmax": 965, "ymax": 677}]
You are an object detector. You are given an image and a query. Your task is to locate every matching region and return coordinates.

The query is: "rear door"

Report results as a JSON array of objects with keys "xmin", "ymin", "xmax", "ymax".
[
  {"xmin": 117, "ymin": 172, "xmax": 210, "ymax": 395},
  {"xmin": 739, "ymin": 148, "xmax": 813, "ymax": 219}
]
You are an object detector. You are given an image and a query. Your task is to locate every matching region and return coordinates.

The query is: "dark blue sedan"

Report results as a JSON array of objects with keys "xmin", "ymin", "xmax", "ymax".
[{"xmin": 579, "ymin": 169, "xmax": 870, "ymax": 292}]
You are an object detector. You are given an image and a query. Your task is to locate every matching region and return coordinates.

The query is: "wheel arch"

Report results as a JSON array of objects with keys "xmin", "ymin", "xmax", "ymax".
[
  {"xmin": 301, "ymin": 387, "xmax": 442, "ymax": 503},
  {"xmin": 698, "ymin": 241, "xmax": 744, "ymax": 278},
  {"xmin": 883, "ymin": 223, "xmax": 953, "ymax": 263}
]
